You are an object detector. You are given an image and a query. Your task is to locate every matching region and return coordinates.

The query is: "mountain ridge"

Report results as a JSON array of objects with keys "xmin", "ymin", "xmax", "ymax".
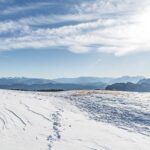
[
  {"xmin": 106, "ymin": 78, "xmax": 150, "ymax": 92},
  {"xmin": 0, "ymin": 76, "xmax": 145, "ymax": 91}
]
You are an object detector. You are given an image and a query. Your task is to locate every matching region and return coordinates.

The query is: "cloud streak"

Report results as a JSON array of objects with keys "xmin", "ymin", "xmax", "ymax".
[
  {"xmin": 1, "ymin": 2, "xmax": 55, "ymax": 15},
  {"xmin": 0, "ymin": 0, "xmax": 150, "ymax": 56}
]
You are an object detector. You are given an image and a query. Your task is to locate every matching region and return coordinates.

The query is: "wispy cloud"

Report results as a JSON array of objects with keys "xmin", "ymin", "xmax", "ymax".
[
  {"xmin": 1, "ymin": 2, "xmax": 55, "ymax": 15},
  {"xmin": 0, "ymin": 0, "xmax": 150, "ymax": 56}
]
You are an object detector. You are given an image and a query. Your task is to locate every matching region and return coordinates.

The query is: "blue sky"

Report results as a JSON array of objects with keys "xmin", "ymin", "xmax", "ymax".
[{"xmin": 0, "ymin": 0, "xmax": 150, "ymax": 79}]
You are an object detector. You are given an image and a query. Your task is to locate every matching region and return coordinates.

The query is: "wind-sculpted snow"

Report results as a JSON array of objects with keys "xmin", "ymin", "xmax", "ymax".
[
  {"xmin": 60, "ymin": 91, "xmax": 150, "ymax": 136},
  {"xmin": 0, "ymin": 90, "xmax": 63, "ymax": 150},
  {"xmin": 0, "ymin": 90, "xmax": 150, "ymax": 150}
]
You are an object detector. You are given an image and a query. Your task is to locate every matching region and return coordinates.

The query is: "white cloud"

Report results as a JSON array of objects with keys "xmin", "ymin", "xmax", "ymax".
[
  {"xmin": 0, "ymin": 21, "xmax": 29, "ymax": 33},
  {"xmin": 0, "ymin": 0, "xmax": 150, "ymax": 56}
]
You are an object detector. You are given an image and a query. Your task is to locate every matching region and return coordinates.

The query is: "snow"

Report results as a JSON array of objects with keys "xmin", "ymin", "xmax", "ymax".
[{"xmin": 0, "ymin": 90, "xmax": 149, "ymax": 150}]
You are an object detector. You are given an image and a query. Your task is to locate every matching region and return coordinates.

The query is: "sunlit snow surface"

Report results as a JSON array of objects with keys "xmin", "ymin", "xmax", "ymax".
[{"xmin": 0, "ymin": 90, "xmax": 150, "ymax": 150}]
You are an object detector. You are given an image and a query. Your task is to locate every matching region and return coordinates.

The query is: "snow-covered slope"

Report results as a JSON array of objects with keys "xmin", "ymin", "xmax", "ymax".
[{"xmin": 0, "ymin": 90, "xmax": 149, "ymax": 150}]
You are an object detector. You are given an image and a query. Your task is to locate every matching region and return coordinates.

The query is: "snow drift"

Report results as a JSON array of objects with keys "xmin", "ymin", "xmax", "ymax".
[{"xmin": 0, "ymin": 90, "xmax": 149, "ymax": 150}]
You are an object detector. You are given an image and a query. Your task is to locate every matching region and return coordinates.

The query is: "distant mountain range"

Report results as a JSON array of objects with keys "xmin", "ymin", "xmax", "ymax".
[
  {"xmin": 108, "ymin": 76, "xmax": 144, "ymax": 84},
  {"xmin": 0, "ymin": 83, "xmax": 107, "ymax": 91},
  {"xmin": 0, "ymin": 77, "xmax": 55, "ymax": 85},
  {"xmin": 106, "ymin": 78, "xmax": 150, "ymax": 92},
  {"xmin": 53, "ymin": 77, "xmax": 113, "ymax": 84},
  {"xmin": 0, "ymin": 76, "xmax": 144, "ymax": 91},
  {"xmin": 53, "ymin": 76, "xmax": 144, "ymax": 84}
]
